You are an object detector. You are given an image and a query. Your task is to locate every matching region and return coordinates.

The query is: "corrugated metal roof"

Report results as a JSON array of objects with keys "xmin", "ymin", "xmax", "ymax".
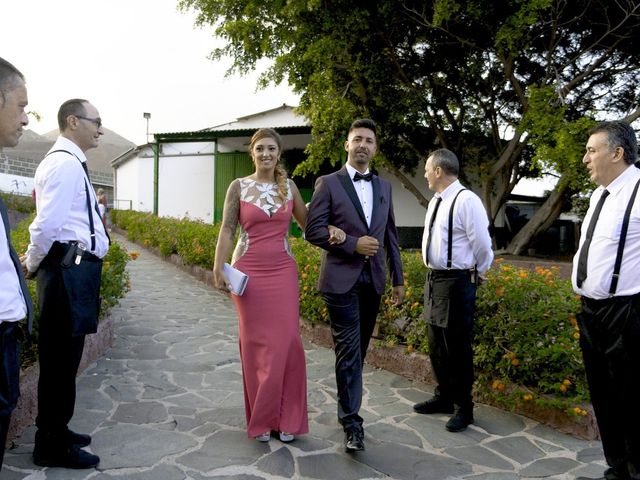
[{"xmin": 152, "ymin": 125, "xmax": 311, "ymax": 142}]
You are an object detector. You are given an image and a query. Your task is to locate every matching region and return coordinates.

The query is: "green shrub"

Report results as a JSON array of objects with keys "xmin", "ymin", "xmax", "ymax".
[
  {"xmin": 10, "ymin": 214, "xmax": 130, "ymax": 366},
  {"xmin": 0, "ymin": 191, "xmax": 36, "ymax": 214}
]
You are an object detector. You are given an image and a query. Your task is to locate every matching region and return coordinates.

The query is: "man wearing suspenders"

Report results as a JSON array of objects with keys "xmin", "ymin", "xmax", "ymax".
[
  {"xmin": 573, "ymin": 121, "xmax": 640, "ymax": 480},
  {"xmin": 23, "ymin": 99, "xmax": 109, "ymax": 469},
  {"xmin": 413, "ymin": 148, "xmax": 493, "ymax": 433}
]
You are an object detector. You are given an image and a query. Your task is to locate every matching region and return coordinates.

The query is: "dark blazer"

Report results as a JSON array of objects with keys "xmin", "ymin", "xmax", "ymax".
[
  {"xmin": 305, "ymin": 166, "xmax": 404, "ymax": 295},
  {"xmin": 0, "ymin": 196, "xmax": 33, "ymax": 330}
]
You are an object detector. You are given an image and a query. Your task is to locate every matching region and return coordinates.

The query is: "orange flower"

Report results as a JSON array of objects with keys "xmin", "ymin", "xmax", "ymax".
[
  {"xmin": 511, "ymin": 358, "xmax": 520, "ymax": 366},
  {"xmin": 523, "ymin": 393, "xmax": 533, "ymax": 401},
  {"xmin": 406, "ymin": 345, "xmax": 414, "ymax": 353},
  {"xmin": 495, "ymin": 285, "xmax": 505, "ymax": 297},
  {"xmin": 518, "ymin": 270, "xmax": 528, "ymax": 279},
  {"xmin": 130, "ymin": 251, "xmax": 139, "ymax": 260},
  {"xmin": 559, "ymin": 384, "xmax": 567, "ymax": 393}
]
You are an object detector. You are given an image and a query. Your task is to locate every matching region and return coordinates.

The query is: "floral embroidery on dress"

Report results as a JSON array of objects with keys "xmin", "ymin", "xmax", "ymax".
[{"xmin": 239, "ymin": 178, "xmax": 292, "ymax": 217}]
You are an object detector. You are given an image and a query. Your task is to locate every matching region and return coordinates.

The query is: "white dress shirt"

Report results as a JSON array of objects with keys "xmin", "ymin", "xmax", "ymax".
[
  {"xmin": 26, "ymin": 136, "xmax": 110, "ymax": 272},
  {"xmin": 0, "ymin": 219, "xmax": 27, "ymax": 323},
  {"xmin": 572, "ymin": 165, "xmax": 640, "ymax": 299},
  {"xmin": 421, "ymin": 180, "xmax": 494, "ymax": 274},
  {"xmin": 346, "ymin": 163, "xmax": 373, "ymax": 227}
]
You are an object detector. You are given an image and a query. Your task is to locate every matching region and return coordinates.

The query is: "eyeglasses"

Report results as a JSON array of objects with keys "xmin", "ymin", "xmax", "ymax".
[{"xmin": 75, "ymin": 115, "xmax": 102, "ymax": 128}]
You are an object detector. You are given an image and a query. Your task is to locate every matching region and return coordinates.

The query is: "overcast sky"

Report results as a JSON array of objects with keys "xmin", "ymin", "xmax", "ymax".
[{"xmin": 1, "ymin": 0, "xmax": 299, "ymax": 145}]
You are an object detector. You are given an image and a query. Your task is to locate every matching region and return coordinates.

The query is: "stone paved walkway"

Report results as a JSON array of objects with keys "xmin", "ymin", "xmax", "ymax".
[{"xmin": 3, "ymin": 234, "xmax": 608, "ymax": 479}]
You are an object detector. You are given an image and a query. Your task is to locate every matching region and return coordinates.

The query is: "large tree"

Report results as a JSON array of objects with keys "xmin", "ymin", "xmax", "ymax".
[{"xmin": 179, "ymin": 0, "xmax": 640, "ymax": 253}]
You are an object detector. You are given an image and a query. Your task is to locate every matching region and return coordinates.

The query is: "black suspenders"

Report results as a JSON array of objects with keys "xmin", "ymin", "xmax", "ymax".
[
  {"xmin": 45, "ymin": 149, "xmax": 107, "ymax": 252},
  {"xmin": 446, "ymin": 189, "xmax": 467, "ymax": 269},
  {"xmin": 609, "ymin": 177, "xmax": 640, "ymax": 295}
]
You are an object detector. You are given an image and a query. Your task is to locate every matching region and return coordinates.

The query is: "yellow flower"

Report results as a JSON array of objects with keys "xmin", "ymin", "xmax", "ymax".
[
  {"xmin": 573, "ymin": 331, "xmax": 580, "ymax": 340},
  {"xmin": 523, "ymin": 393, "xmax": 533, "ymax": 401},
  {"xmin": 406, "ymin": 345, "xmax": 414, "ymax": 353},
  {"xmin": 496, "ymin": 285, "xmax": 505, "ymax": 297},
  {"xmin": 563, "ymin": 379, "xmax": 571, "ymax": 386},
  {"xmin": 511, "ymin": 358, "xmax": 520, "ymax": 366},
  {"xmin": 559, "ymin": 384, "xmax": 567, "ymax": 393}
]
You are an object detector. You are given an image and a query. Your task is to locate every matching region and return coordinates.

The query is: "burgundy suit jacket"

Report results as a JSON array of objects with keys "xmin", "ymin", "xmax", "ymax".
[{"xmin": 305, "ymin": 167, "xmax": 404, "ymax": 295}]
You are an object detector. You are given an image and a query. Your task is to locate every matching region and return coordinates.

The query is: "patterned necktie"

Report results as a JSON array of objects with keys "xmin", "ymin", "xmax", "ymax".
[
  {"xmin": 425, "ymin": 196, "xmax": 442, "ymax": 266},
  {"xmin": 353, "ymin": 171, "xmax": 373, "ymax": 182},
  {"xmin": 576, "ymin": 189, "xmax": 610, "ymax": 287}
]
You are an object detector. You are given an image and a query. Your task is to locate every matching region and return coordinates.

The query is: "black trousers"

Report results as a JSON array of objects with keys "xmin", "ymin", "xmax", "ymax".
[
  {"xmin": 322, "ymin": 265, "xmax": 381, "ymax": 432},
  {"xmin": 425, "ymin": 269, "xmax": 477, "ymax": 412},
  {"xmin": 578, "ymin": 294, "xmax": 640, "ymax": 476},
  {"xmin": 0, "ymin": 322, "xmax": 21, "ymax": 470},
  {"xmin": 35, "ymin": 247, "xmax": 86, "ymax": 440}
]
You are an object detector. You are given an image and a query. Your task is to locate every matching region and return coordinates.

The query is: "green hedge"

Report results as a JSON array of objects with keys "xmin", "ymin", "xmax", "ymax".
[
  {"xmin": 110, "ymin": 209, "xmax": 590, "ymax": 417},
  {"xmin": 10, "ymin": 214, "xmax": 131, "ymax": 366}
]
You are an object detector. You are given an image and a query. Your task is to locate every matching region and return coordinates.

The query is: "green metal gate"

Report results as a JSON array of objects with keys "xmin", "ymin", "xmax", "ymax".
[{"xmin": 213, "ymin": 152, "xmax": 253, "ymax": 223}]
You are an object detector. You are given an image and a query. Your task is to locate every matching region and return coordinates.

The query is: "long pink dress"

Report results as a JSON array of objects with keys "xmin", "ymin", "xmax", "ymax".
[{"xmin": 231, "ymin": 178, "xmax": 309, "ymax": 437}]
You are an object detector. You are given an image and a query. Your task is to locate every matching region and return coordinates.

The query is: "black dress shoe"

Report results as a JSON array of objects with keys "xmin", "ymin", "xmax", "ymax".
[
  {"xmin": 66, "ymin": 429, "xmax": 91, "ymax": 447},
  {"xmin": 344, "ymin": 430, "xmax": 365, "ymax": 453},
  {"xmin": 413, "ymin": 397, "xmax": 454, "ymax": 415},
  {"xmin": 445, "ymin": 411, "xmax": 474, "ymax": 432},
  {"xmin": 33, "ymin": 444, "xmax": 100, "ymax": 469}
]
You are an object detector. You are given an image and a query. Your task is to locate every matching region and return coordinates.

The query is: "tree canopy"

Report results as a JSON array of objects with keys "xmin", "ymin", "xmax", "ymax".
[{"xmin": 179, "ymin": 0, "xmax": 640, "ymax": 253}]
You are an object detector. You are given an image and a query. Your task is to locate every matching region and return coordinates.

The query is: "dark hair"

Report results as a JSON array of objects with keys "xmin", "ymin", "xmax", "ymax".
[
  {"xmin": 0, "ymin": 57, "xmax": 25, "ymax": 103},
  {"xmin": 589, "ymin": 121, "xmax": 638, "ymax": 165},
  {"xmin": 57, "ymin": 98, "xmax": 89, "ymax": 131},
  {"xmin": 348, "ymin": 118, "xmax": 377, "ymax": 137},
  {"xmin": 249, "ymin": 128, "xmax": 288, "ymax": 205},
  {"xmin": 429, "ymin": 148, "xmax": 459, "ymax": 176}
]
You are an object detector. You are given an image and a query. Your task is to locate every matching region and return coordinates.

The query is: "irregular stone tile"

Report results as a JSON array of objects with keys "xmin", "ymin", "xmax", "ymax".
[
  {"xmin": 111, "ymin": 401, "xmax": 168, "ymax": 424},
  {"xmin": 525, "ymin": 423, "xmax": 595, "ymax": 450},
  {"xmin": 285, "ymin": 434, "xmax": 333, "ymax": 452},
  {"xmin": 298, "ymin": 453, "xmax": 383, "ymax": 479},
  {"xmin": 532, "ymin": 439, "xmax": 564, "ymax": 453},
  {"xmin": 176, "ymin": 430, "xmax": 269, "ymax": 471},
  {"xmin": 366, "ymin": 423, "xmax": 423, "ymax": 448},
  {"xmin": 577, "ymin": 446, "xmax": 605, "ymax": 463},
  {"xmin": 572, "ymin": 463, "xmax": 609, "ymax": 479},
  {"xmin": 404, "ymin": 415, "xmax": 489, "ymax": 448},
  {"xmin": 93, "ymin": 423, "xmax": 197, "ymax": 469},
  {"xmin": 116, "ymin": 326, "xmax": 161, "ymax": 337},
  {"xmin": 75, "ymin": 388, "xmax": 113, "ymax": 412},
  {"xmin": 473, "ymin": 404, "xmax": 527, "ymax": 436},
  {"xmin": 358, "ymin": 441, "xmax": 473, "ymax": 479},
  {"xmin": 188, "ymin": 474, "xmax": 264, "ymax": 480},
  {"xmin": 0, "ymin": 467, "xmax": 29, "ymax": 480},
  {"xmin": 445, "ymin": 444, "xmax": 514, "ymax": 470},
  {"xmin": 197, "ymin": 406, "xmax": 247, "ymax": 429},
  {"xmin": 104, "ymin": 383, "xmax": 142, "ymax": 402},
  {"xmin": 93, "ymin": 464, "xmax": 187, "ymax": 479},
  {"xmin": 484, "ymin": 436, "xmax": 545, "ymax": 464},
  {"xmin": 518, "ymin": 457, "xmax": 581, "ymax": 477},
  {"xmin": 131, "ymin": 343, "xmax": 170, "ymax": 360},
  {"xmin": 256, "ymin": 445, "xmax": 295, "ymax": 477},
  {"xmin": 464, "ymin": 473, "xmax": 520, "ymax": 480}
]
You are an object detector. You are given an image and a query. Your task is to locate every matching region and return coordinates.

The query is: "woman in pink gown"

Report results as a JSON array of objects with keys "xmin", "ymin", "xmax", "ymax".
[{"xmin": 213, "ymin": 128, "xmax": 344, "ymax": 442}]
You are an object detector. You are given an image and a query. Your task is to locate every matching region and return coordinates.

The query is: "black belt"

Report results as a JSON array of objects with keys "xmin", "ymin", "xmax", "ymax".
[
  {"xmin": 48, "ymin": 241, "xmax": 101, "ymax": 263},
  {"xmin": 429, "ymin": 268, "xmax": 474, "ymax": 276}
]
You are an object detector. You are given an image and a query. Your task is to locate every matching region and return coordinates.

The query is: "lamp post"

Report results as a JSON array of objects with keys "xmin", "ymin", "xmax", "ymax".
[{"xmin": 143, "ymin": 112, "xmax": 151, "ymax": 144}]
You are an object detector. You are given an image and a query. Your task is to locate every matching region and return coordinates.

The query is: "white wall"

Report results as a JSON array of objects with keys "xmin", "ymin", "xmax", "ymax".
[
  {"xmin": 158, "ymin": 152, "xmax": 214, "ymax": 222},
  {"xmin": 378, "ymin": 161, "xmax": 431, "ymax": 228},
  {"xmin": 114, "ymin": 153, "xmax": 154, "ymax": 212},
  {"xmin": 0, "ymin": 173, "xmax": 33, "ymax": 196}
]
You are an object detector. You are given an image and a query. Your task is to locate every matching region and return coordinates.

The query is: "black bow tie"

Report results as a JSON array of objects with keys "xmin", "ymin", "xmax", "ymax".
[{"xmin": 353, "ymin": 172, "xmax": 373, "ymax": 182}]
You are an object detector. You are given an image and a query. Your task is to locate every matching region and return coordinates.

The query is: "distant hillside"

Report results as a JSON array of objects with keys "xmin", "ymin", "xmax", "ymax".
[{"xmin": 5, "ymin": 128, "xmax": 135, "ymax": 175}]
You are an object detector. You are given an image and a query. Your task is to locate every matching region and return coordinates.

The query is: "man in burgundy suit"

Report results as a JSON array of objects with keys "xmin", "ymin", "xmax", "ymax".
[{"xmin": 305, "ymin": 118, "xmax": 404, "ymax": 452}]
